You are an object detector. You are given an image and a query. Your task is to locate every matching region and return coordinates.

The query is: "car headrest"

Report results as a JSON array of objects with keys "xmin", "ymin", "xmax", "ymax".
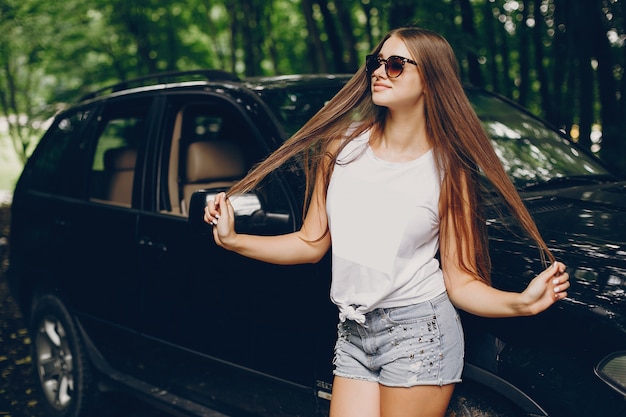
[
  {"xmin": 186, "ymin": 141, "xmax": 246, "ymax": 183},
  {"xmin": 104, "ymin": 147, "xmax": 137, "ymax": 171}
]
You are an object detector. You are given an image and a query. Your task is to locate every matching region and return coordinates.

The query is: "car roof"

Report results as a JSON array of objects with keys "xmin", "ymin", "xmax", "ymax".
[
  {"xmin": 78, "ymin": 70, "xmax": 353, "ymax": 104},
  {"xmin": 242, "ymin": 73, "xmax": 353, "ymax": 91},
  {"xmin": 78, "ymin": 69, "xmax": 241, "ymax": 101}
]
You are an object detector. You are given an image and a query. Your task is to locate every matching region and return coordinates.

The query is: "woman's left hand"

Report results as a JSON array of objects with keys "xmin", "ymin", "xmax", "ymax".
[{"xmin": 521, "ymin": 261, "xmax": 570, "ymax": 315}]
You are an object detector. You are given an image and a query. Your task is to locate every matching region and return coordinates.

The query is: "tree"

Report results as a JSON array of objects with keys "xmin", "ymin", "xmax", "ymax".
[
  {"xmin": 459, "ymin": 0, "xmax": 484, "ymax": 87},
  {"xmin": 2, "ymin": 0, "xmax": 626, "ymax": 174},
  {"xmin": 0, "ymin": 0, "xmax": 103, "ymax": 164}
]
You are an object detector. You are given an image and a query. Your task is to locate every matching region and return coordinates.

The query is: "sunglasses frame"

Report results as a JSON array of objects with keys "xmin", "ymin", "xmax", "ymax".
[{"xmin": 366, "ymin": 55, "xmax": 418, "ymax": 78}]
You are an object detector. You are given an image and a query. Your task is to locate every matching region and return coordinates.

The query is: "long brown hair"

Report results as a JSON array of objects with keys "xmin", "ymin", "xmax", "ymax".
[{"xmin": 228, "ymin": 27, "xmax": 554, "ymax": 284}]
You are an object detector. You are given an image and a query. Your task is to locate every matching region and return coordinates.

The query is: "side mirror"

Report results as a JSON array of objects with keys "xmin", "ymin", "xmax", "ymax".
[
  {"xmin": 188, "ymin": 189, "xmax": 292, "ymax": 233},
  {"xmin": 595, "ymin": 351, "xmax": 626, "ymax": 396}
]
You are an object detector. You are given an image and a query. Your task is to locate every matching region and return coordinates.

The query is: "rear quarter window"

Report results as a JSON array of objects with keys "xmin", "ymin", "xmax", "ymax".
[
  {"xmin": 27, "ymin": 108, "xmax": 93, "ymax": 197},
  {"xmin": 86, "ymin": 97, "xmax": 151, "ymax": 206}
]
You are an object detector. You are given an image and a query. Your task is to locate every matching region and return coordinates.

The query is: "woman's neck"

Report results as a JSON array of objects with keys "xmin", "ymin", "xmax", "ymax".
[{"xmin": 370, "ymin": 116, "xmax": 430, "ymax": 163}]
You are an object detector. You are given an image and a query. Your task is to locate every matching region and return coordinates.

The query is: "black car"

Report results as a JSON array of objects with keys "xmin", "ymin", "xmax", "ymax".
[{"xmin": 7, "ymin": 70, "xmax": 626, "ymax": 417}]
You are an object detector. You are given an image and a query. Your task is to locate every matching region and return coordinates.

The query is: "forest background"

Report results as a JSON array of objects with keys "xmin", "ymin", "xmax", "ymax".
[{"xmin": 1, "ymin": 0, "xmax": 625, "ymax": 195}]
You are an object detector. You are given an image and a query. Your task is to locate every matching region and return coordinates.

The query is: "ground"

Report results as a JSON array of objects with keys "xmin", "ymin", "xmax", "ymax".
[{"xmin": 0, "ymin": 204, "xmax": 45, "ymax": 417}]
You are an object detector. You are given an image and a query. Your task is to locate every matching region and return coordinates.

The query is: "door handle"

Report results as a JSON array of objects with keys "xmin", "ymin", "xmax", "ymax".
[{"xmin": 138, "ymin": 237, "xmax": 168, "ymax": 253}]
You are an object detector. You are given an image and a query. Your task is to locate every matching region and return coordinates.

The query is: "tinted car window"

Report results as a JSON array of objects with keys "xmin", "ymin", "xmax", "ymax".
[
  {"xmin": 28, "ymin": 108, "xmax": 92, "ymax": 197},
  {"xmin": 259, "ymin": 85, "xmax": 611, "ymax": 191},
  {"xmin": 468, "ymin": 90, "xmax": 611, "ymax": 188},
  {"xmin": 88, "ymin": 97, "xmax": 151, "ymax": 206},
  {"xmin": 252, "ymin": 84, "xmax": 344, "ymax": 137}
]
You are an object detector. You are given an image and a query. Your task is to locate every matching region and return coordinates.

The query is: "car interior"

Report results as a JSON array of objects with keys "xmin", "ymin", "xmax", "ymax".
[
  {"xmin": 103, "ymin": 146, "xmax": 137, "ymax": 206},
  {"xmin": 167, "ymin": 104, "xmax": 250, "ymax": 216}
]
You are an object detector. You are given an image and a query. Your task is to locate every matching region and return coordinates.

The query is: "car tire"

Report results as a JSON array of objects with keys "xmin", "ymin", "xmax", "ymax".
[{"xmin": 30, "ymin": 294, "xmax": 97, "ymax": 417}]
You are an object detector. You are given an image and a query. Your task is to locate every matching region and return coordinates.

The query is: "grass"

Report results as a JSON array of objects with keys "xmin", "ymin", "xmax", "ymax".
[
  {"xmin": 0, "ymin": 138, "xmax": 24, "ymax": 199},
  {"xmin": 0, "ymin": 165, "xmax": 20, "ymax": 191},
  {"xmin": 0, "ymin": 204, "xmax": 9, "ymax": 265}
]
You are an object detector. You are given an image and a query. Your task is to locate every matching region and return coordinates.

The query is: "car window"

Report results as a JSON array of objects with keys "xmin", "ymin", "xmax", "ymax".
[
  {"xmin": 88, "ymin": 97, "xmax": 152, "ymax": 206},
  {"xmin": 259, "ymin": 83, "xmax": 613, "ymax": 190},
  {"xmin": 468, "ymin": 90, "xmax": 611, "ymax": 189},
  {"xmin": 27, "ymin": 108, "xmax": 92, "ymax": 197},
  {"xmin": 159, "ymin": 97, "xmax": 261, "ymax": 216},
  {"xmin": 254, "ymin": 84, "xmax": 345, "ymax": 137}
]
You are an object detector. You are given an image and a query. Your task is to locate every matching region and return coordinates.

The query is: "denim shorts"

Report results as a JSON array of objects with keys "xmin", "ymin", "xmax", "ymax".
[{"xmin": 332, "ymin": 292, "xmax": 464, "ymax": 387}]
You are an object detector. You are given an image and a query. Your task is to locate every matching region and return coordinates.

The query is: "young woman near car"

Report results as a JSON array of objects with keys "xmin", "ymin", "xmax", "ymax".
[{"xmin": 204, "ymin": 27, "xmax": 570, "ymax": 417}]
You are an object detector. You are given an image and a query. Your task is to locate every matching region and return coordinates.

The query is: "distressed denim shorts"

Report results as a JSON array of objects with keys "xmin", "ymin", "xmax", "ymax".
[{"xmin": 332, "ymin": 292, "xmax": 464, "ymax": 387}]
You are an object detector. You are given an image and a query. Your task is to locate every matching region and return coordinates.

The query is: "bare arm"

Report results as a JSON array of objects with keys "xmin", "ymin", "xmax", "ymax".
[
  {"xmin": 204, "ymin": 168, "xmax": 331, "ymax": 265},
  {"xmin": 444, "ymin": 258, "xmax": 569, "ymax": 317},
  {"xmin": 441, "ymin": 176, "xmax": 570, "ymax": 317}
]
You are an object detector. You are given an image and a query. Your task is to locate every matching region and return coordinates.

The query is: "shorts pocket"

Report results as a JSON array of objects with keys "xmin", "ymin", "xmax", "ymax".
[{"xmin": 385, "ymin": 303, "xmax": 435, "ymax": 325}]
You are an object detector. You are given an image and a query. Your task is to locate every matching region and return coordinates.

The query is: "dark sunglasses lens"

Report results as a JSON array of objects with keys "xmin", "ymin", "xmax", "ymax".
[
  {"xmin": 366, "ymin": 56, "xmax": 379, "ymax": 73},
  {"xmin": 387, "ymin": 57, "xmax": 404, "ymax": 77}
]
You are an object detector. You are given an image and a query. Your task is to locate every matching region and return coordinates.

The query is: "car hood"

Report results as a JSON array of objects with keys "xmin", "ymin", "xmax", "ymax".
[
  {"xmin": 526, "ymin": 181, "xmax": 626, "ymax": 250},
  {"xmin": 490, "ymin": 180, "xmax": 626, "ymax": 322}
]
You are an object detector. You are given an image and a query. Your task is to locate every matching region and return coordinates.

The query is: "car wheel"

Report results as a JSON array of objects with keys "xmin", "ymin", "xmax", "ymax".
[{"xmin": 30, "ymin": 294, "xmax": 97, "ymax": 417}]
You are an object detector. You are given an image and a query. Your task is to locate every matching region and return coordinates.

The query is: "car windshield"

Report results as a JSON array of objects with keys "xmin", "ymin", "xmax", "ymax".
[
  {"xmin": 467, "ymin": 89, "xmax": 612, "ymax": 189},
  {"xmin": 267, "ymin": 88, "xmax": 339, "ymax": 136},
  {"xmin": 261, "ymin": 79, "xmax": 613, "ymax": 190}
]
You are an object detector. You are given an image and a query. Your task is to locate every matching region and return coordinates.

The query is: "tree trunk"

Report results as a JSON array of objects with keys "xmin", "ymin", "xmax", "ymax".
[
  {"xmin": 228, "ymin": 0, "xmax": 239, "ymax": 74},
  {"xmin": 517, "ymin": 0, "xmax": 531, "ymax": 107},
  {"xmin": 118, "ymin": 3, "xmax": 158, "ymax": 74},
  {"xmin": 574, "ymin": 1, "xmax": 594, "ymax": 151},
  {"xmin": 592, "ymin": 0, "xmax": 625, "ymax": 173},
  {"xmin": 334, "ymin": 1, "xmax": 357, "ymax": 71},
  {"xmin": 459, "ymin": 0, "xmax": 483, "ymax": 87},
  {"xmin": 360, "ymin": 1, "xmax": 375, "ymax": 50},
  {"xmin": 551, "ymin": 0, "xmax": 574, "ymax": 131},
  {"xmin": 483, "ymin": 1, "xmax": 501, "ymax": 93},
  {"xmin": 315, "ymin": 0, "xmax": 345, "ymax": 72},
  {"xmin": 301, "ymin": 0, "xmax": 327, "ymax": 73},
  {"xmin": 532, "ymin": 0, "xmax": 553, "ymax": 122},
  {"xmin": 263, "ymin": 1, "xmax": 278, "ymax": 74},
  {"xmin": 495, "ymin": 2, "xmax": 513, "ymax": 99},
  {"xmin": 389, "ymin": 0, "xmax": 417, "ymax": 29},
  {"xmin": 239, "ymin": 0, "xmax": 262, "ymax": 76}
]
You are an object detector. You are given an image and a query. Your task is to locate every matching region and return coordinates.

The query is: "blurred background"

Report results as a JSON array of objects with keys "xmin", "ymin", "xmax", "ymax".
[{"xmin": 1, "ymin": 0, "xmax": 625, "ymax": 197}]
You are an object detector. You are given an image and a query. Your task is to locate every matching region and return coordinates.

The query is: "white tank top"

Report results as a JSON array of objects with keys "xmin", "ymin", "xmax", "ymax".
[{"xmin": 326, "ymin": 130, "xmax": 446, "ymax": 323}]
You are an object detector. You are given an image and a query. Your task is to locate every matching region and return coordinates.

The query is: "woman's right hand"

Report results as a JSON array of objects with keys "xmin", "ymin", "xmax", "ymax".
[{"xmin": 204, "ymin": 192, "xmax": 237, "ymax": 248}]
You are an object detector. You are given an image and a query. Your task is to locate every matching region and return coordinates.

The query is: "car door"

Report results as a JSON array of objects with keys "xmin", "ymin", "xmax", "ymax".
[
  {"xmin": 20, "ymin": 95, "xmax": 154, "ymax": 373},
  {"xmin": 68, "ymin": 96, "xmax": 155, "ymax": 367},
  {"xmin": 134, "ymin": 92, "xmax": 325, "ymax": 416}
]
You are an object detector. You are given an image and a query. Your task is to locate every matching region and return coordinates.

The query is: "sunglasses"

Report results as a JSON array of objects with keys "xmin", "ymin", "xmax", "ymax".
[{"xmin": 366, "ymin": 55, "xmax": 418, "ymax": 78}]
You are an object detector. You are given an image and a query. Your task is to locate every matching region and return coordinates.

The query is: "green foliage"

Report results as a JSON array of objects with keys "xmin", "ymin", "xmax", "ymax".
[{"xmin": 1, "ymin": 0, "xmax": 625, "ymax": 178}]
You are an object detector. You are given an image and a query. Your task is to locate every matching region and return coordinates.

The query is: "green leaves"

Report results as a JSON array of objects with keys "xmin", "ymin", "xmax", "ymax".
[{"xmin": 1, "ymin": 1, "xmax": 625, "ymax": 174}]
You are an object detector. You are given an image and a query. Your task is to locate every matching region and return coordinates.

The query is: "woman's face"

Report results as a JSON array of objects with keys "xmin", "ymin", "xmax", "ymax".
[{"xmin": 369, "ymin": 36, "xmax": 425, "ymax": 113}]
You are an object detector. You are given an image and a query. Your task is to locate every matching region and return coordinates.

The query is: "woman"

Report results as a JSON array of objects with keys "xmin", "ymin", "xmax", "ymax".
[{"xmin": 204, "ymin": 27, "xmax": 570, "ymax": 417}]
